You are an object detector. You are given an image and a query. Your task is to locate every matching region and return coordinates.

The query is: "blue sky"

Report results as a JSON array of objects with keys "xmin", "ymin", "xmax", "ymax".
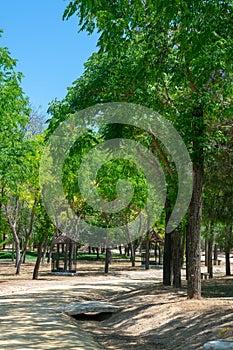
[{"xmin": 0, "ymin": 0, "xmax": 99, "ymax": 115}]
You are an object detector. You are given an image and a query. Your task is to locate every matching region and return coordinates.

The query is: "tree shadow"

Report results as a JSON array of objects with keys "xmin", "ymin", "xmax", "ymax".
[{"xmin": 202, "ymin": 277, "xmax": 233, "ymax": 298}]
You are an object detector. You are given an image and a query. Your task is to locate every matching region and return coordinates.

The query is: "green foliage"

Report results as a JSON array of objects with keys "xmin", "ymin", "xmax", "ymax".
[
  {"xmin": 203, "ymin": 120, "xmax": 233, "ymax": 225},
  {"xmin": 62, "ymin": 0, "xmax": 233, "ymax": 146},
  {"xmin": 0, "ymin": 31, "xmax": 30, "ymax": 192}
]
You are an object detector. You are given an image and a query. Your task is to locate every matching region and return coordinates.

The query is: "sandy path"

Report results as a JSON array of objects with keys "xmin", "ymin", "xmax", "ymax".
[{"xmin": 0, "ymin": 264, "xmax": 162, "ymax": 350}]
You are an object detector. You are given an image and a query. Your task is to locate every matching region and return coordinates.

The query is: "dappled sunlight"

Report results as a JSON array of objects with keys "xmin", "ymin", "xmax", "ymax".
[{"xmin": 0, "ymin": 290, "xmax": 103, "ymax": 350}]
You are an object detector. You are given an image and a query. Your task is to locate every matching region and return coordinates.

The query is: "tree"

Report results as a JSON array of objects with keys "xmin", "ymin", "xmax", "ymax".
[
  {"xmin": 203, "ymin": 119, "xmax": 233, "ymax": 276},
  {"xmin": 63, "ymin": 0, "xmax": 233, "ymax": 298},
  {"xmin": 32, "ymin": 200, "xmax": 55, "ymax": 280},
  {"xmin": 0, "ymin": 30, "xmax": 31, "ymax": 272}
]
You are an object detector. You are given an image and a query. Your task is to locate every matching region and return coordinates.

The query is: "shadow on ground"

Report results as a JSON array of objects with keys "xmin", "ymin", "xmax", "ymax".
[{"xmin": 71, "ymin": 279, "xmax": 233, "ymax": 350}]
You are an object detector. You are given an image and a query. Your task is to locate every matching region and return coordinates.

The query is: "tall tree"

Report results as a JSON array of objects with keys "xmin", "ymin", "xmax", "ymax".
[
  {"xmin": 63, "ymin": 0, "xmax": 232, "ymax": 298},
  {"xmin": 0, "ymin": 30, "xmax": 30, "ymax": 272}
]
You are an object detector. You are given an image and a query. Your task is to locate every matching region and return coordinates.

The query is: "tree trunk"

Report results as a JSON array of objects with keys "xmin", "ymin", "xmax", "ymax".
[
  {"xmin": 20, "ymin": 223, "xmax": 36, "ymax": 266},
  {"xmin": 3, "ymin": 234, "xmax": 6, "ymax": 250},
  {"xmin": 186, "ymin": 164, "xmax": 203, "ymax": 299},
  {"xmin": 205, "ymin": 238, "xmax": 208, "ymax": 266},
  {"xmin": 47, "ymin": 229, "xmax": 58, "ymax": 263},
  {"xmin": 129, "ymin": 241, "xmax": 135, "ymax": 267},
  {"xmin": 17, "ymin": 248, "xmax": 26, "ymax": 275},
  {"xmin": 33, "ymin": 241, "xmax": 43, "ymax": 280},
  {"xmin": 163, "ymin": 199, "xmax": 172, "ymax": 285},
  {"xmin": 213, "ymin": 244, "xmax": 218, "ymax": 262},
  {"xmin": 96, "ymin": 247, "xmax": 100, "ymax": 260},
  {"xmin": 15, "ymin": 235, "xmax": 21, "ymax": 275},
  {"xmin": 104, "ymin": 248, "xmax": 112, "ymax": 274},
  {"xmin": 47, "ymin": 244, "xmax": 53, "ymax": 264},
  {"xmin": 207, "ymin": 239, "xmax": 213, "ymax": 278},
  {"xmin": 145, "ymin": 238, "xmax": 150, "ymax": 270},
  {"xmin": 225, "ymin": 224, "xmax": 232, "ymax": 276},
  {"xmin": 42, "ymin": 234, "xmax": 49, "ymax": 264},
  {"xmin": 158, "ymin": 245, "xmax": 162, "ymax": 265},
  {"xmin": 42, "ymin": 244, "xmax": 47, "ymax": 264},
  {"xmin": 22, "ymin": 250, "xmax": 26, "ymax": 264},
  {"xmin": 4, "ymin": 199, "xmax": 21, "ymax": 272},
  {"xmin": 125, "ymin": 246, "xmax": 130, "ymax": 256},
  {"xmin": 11, "ymin": 240, "xmax": 15, "ymax": 262},
  {"xmin": 225, "ymin": 251, "xmax": 231, "ymax": 276},
  {"xmin": 172, "ymin": 229, "xmax": 183, "ymax": 288},
  {"xmin": 185, "ymin": 102, "xmax": 204, "ymax": 299}
]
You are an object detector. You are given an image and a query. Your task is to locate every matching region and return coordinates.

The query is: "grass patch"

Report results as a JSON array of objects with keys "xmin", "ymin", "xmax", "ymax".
[
  {"xmin": 0, "ymin": 250, "xmax": 131, "ymax": 262},
  {"xmin": 77, "ymin": 252, "xmax": 130, "ymax": 261},
  {"xmin": 0, "ymin": 250, "xmax": 38, "ymax": 260}
]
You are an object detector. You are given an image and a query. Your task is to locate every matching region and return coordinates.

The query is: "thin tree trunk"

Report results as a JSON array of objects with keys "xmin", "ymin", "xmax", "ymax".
[
  {"xmin": 47, "ymin": 229, "xmax": 58, "ymax": 264},
  {"xmin": 47, "ymin": 244, "xmax": 53, "ymax": 264},
  {"xmin": 11, "ymin": 240, "xmax": 15, "ymax": 262},
  {"xmin": 225, "ymin": 251, "xmax": 231, "ymax": 276},
  {"xmin": 17, "ymin": 201, "xmax": 37, "ymax": 273},
  {"xmin": 96, "ymin": 247, "xmax": 100, "ymax": 260},
  {"xmin": 104, "ymin": 248, "xmax": 112, "ymax": 274},
  {"xmin": 207, "ymin": 239, "xmax": 213, "ymax": 278},
  {"xmin": 4, "ymin": 198, "xmax": 22, "ymax": 274},
  {"xmin": 41, "ymin": 244, "xmax": 47, "ymax": 264},
  {"xmin": 225, "ymin": 224, "xmax": 232, "ymax": 276},
  {"xmin": 163, "ymin": 199, "xmax": 172, "ymax": 285},
  {"xmin": 42, "ymin": 233, "xmax": 49, "ymax": 264},
  {"xmin": 129, "ymin": 241, "xmax": 135, "ymax": 267},
  {"xmin": 3, "ymin": 234, "xmax": 6, "ymax": 250},
  {"xmin": 213, "ymin": 244, "xmax": 218, "ymax": 262},
  {"xmin": 33, "ymin": 241, "xmax": 43, "ymax": 280},
  {"xmin": 15, "ymin": 237, "xmax": 21, "ymax": 274},
  {"xmin": 145, "ymin": 238, "xmax": 150, "ymax": 270},
  {"xmin": 205, "ymin": 238, "xmax": 208, "ymax": 266},
  {"xmin": 125, "ymin": 225, "xmax": 135, "ymax": 267}
]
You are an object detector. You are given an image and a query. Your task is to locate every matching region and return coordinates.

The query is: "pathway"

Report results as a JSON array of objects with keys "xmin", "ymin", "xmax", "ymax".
[{"xmin": 0, "ymin": 272, "xmax": 157, "ymax": 350}]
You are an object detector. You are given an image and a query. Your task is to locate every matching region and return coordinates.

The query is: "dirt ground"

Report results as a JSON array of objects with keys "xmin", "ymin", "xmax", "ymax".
[{"xmin": 0, "ymin": 258, "xmax": 233, "ymax": 350}]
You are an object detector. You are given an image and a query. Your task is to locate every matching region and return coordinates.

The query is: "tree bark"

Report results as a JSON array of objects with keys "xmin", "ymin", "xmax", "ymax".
[
  {"xmin": 163, "ymin": 198, "xmax": 172, "ymax": 285},
  {"xmin": 172, "ymin": 229, "xmax": 183, "ymax": 288},
  {"xmin": 18, "ymin": 209, "xmax": 37, "ymax": 270},
  {"xmin": 186, "ymin": 164, "xmax": 203, "ymax": 299},
  {"xmin": 225, "ymin": 251, "xmax": 231, "ymax": 276},
  {"xmin": 11, "ymin": 240, "xmax": 15, "ymax": 262},
  {"xmin": 129, "ymin": 241, "xmax": 136, "ymax": 267},
  {"xmin": 225, "ymin": 224, "xmax": 232, "ymax": 276},
  {"xmin": 15, "ymin": 236, "xmax": 21, "ymax": 275},
  {"xmin": 186, "ymin": 104, "xmax": 204, "ymax": 299},
  {"xmin": 145, "ymin": 238, "xmax": 150, "ymax": 270},
  {"xmin": 213, "ymin": 244, "xmax": 218, "ymax": 262},
  {"xmin": 207, "ymin": 239, "xmax": 213, "ymax": 278},
  {"xmin": 3, "ymin": 234, "xmax": 6, "ymax": 250},
  {"xmin": 205, "ymin": 238, "xmax": 208, "ymax": 266},
  {"xmin": 47, "ymin": 229, "xmax": 58, "ymax": 263},
  {"xmin": 104, "ymin": 248, "xmax": 112, "ymax": 274},
  {"xmin": 33, "ymin": 241, "xmax": 43, "ymax": 280},
  {"xmin": 4, "ymin": 198, "xmax": 21, "ymax": 273}
]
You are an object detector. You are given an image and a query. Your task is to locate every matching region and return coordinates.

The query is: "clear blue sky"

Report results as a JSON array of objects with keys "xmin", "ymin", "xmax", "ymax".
[{"xmin": 0, "ymin": 0, "xmax": 99, "ymax": 115}]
